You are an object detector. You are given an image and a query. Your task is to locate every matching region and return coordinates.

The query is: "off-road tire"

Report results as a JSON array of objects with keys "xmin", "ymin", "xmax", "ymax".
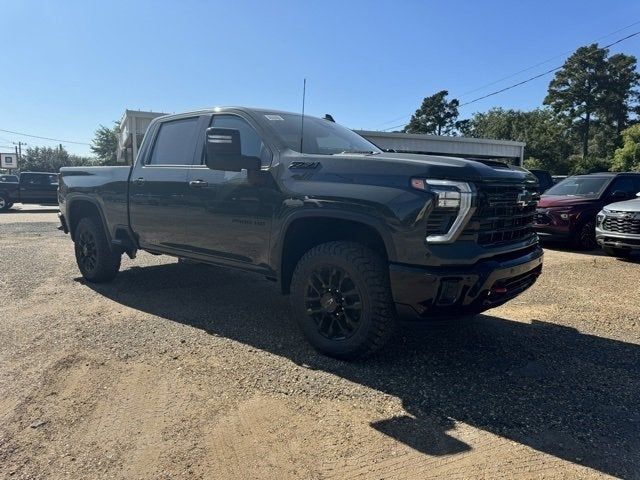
[
  {"xmin": 290, "ymin": 241, "xmax": 397, "ymax": 360},
  {"xmin": 573, "ymin": 219, "xmax": 597, "ymax": 250},
  {"xmin": 602, "ymin": 246, "xmax": 634, "ymax": 259},
  {"xmin": 74, "ymin": 216, "xmax": 121, "ymax": 283},
  {"xmin": 0, "ymin": 195, "xmax": 11, "ymax": 212}
]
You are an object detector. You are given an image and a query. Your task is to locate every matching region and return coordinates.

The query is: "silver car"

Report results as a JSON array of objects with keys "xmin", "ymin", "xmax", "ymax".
[{"xmin": 596, "ymin": 194, "xmax": 640, "ymax": 258}]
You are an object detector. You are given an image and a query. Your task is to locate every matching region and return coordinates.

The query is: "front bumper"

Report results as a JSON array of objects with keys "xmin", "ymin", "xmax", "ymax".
[
  {"xmin": 389, "ymin": 245, "xmax": 543, "ymax": 319},
  {"xmin": 595, "ymin": 228, "xmax": 640, "ymax": 250},
  {"xmin": 534, "ymin": 209, "xmax": 574, "ymax": 241}
]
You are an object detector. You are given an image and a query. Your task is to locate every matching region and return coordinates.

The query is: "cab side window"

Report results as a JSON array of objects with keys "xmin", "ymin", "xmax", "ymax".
[
  {"xmin": 211, "ymin": 115, "xmax": 272, "ymax": 168},
  {"xmin": 148, "ymin": 117, "xmax": 199, "ymax": 165}
]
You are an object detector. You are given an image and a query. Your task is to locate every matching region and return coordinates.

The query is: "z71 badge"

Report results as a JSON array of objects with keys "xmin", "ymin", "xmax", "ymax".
[{"xmin": 289, "ymin": 161, "xmax": 321, "ymax": 170}]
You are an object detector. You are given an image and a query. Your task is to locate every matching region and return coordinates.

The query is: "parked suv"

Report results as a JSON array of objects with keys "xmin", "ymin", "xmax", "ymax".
[
  {"xmin": 596, "ymin": 194, "xmax": 640, "ymax": 258},
  {"xmin": 534, "ymin": 172, "xmax": 640, "ymax": 249}
]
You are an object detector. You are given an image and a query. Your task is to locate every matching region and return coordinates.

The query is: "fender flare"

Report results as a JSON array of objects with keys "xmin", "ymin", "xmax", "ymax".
[
  {"xmin": 66, "ymin": 195, "xmax": 112, "ymax": 243},
  {"xmin": 272, "ymin": 208, "xmax": 398, "ymax": 279}
]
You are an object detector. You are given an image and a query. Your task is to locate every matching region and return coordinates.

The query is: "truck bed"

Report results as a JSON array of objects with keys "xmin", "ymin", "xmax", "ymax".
[{"xmin": 59, "ymin": 166, "xmax": 132, "ymax": 241}]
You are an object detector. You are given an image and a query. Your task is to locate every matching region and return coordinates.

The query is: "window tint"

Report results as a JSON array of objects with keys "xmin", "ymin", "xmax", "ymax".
[
  {"xmin": 211, "ymin": 115, "xmax": 272, "ymax": 167},
  {"xmin": 609, "ymin": 177, "xmax": 636, "ymax": 194},
  {"xmin": 148, "ymin": 117, "xmax": 199, "ymax": 165},
  {"xmin": 25, "ymin": 174, "xmax": 57, "ymax": 185}
]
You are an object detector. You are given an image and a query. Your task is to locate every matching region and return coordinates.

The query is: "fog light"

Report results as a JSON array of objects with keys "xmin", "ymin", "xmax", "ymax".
[{"xmin": 560, "ymin": 213, "xmax": 569, "ymax": 220}]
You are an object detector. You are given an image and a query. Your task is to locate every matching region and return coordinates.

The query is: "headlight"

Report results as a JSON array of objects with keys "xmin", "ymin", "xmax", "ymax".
[{"xmin": 411, "ymin": 178, "xmax": 476, "ymax": 244}]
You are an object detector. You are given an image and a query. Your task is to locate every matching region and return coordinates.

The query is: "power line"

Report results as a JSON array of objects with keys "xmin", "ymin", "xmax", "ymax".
[
  {"xmin": 459, "ymin": 29, "xmax": 640, "ymax": 107},
  {"xmin": 459, "ymin": 19, "xmax": 640, "ymax": 98},
  {"xmin": 379, "ymin": 29, "xmax": 640, "ymax": 131},
  {"xmin": 0, "ymin": 128, "xmax": 90, "ymax": 145}
]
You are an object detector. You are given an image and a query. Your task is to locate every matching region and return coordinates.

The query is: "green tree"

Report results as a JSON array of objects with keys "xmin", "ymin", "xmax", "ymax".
[
  {"xmin": 544, "ymin": 44, "xmax": 609, "ymax": 160},
  {"xmin": 20, "ymin": 145, "xmax": 93, "ymax": 172},
  {"xmin": 91, "ymin": 121, "xmax": 119, "ymax": 165},
  {"xmin": 403, "ymin": 90, "xmax": 460, "ymax": 135},
  {"xmin": 461, "ymin": 108, "xmax": 573, "ymax": 174},
  {"xmin": 601, "ymin": 53, "xmax": 640, "ymax": 134},
  {"xmin": 610, "ymin": 124, "xmax": 640, "ymax": 171}
]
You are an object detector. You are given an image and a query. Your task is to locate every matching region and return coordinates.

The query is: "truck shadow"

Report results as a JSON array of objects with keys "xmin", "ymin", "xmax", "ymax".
[{"xmin": 81, "ymin": 261, "xmax": 640, "ymax": 478}]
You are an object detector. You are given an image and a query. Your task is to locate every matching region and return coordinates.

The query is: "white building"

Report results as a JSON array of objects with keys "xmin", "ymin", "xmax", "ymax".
[{"xmin": 117, "ymin": 110, "xmax": 167, "ymax": 164}]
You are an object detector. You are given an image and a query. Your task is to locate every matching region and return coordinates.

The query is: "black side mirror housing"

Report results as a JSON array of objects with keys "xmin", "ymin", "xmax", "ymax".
[{"xmin": 204, "ymin": 127, "xmax": 261, "ymax": 172}]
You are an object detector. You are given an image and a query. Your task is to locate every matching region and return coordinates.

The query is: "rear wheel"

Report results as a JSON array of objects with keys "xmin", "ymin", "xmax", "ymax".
[
  {"xmin": 74, "ymin": 217, "xmax": 121, "ymax": 282},
  {"xmin": 0, "ymin": 195, "xmax": 11, "ymax": 212},
  {"xmin": 573, "ymin": 220, "xmax": 597, "ymax": 250},
  {"xmin": 290, "ymin": 241, "xmax": 396, "ymax": 360},
  {"xmin": 602, "ymin": 246, "xmax": 634, "ymax": 259}
]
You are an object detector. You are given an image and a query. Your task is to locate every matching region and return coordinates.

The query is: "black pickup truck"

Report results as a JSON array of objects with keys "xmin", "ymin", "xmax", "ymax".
[
  {"xmin": 58, "ymin": 107, "xmax": 543, "ymax": 359},
  {"xmin": 0, "ymin": 171, "xmax": 59, "ymax": 211}
]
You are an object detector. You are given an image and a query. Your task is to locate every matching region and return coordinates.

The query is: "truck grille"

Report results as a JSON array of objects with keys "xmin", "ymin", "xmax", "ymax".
[
  {"xmin": 602, "ymin": 212, "xmax": 640, "ymax": 234},
  {"xmin": 465, "ymin": 184, "xmax": 536, "ymax": 246}
]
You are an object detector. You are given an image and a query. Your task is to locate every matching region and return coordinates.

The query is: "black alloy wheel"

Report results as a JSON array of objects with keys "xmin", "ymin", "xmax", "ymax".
[
  {"xmin": 304, "ymin": 265, "xmax": 363, "ymax": 341},
  {"xmin": 290, "ymin": 241, "xmax": 396, "ymax": 360},
  {"xmin": 76, "ymin": 229, "xmax": 98, "ymax": 273}
]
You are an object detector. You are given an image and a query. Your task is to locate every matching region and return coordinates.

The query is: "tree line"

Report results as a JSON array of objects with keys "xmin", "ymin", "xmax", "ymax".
[
  {"xmin": 4, "ymin": 123, "xmax": 119, "ymax": 173},
  {"xmin": 403, "ymin": 43, "xmax": 640, "ymax": 174}
]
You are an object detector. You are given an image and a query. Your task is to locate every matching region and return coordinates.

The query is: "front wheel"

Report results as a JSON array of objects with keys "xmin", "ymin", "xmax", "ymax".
[
  {"xmin": 290, "ymin": 241, "xmax": 397, "ymax": 360},
  {"xmin": 573, "ymin": 220, "xmax": 597, "ymax": 250},
  {"xmin": 74, "ymin": 217, "xmax": 121, "ymax": 282}
]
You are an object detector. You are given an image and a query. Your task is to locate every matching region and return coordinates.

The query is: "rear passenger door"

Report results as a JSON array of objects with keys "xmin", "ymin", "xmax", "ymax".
[{"xmin": 129, "ymin": 115, "xmax": 206, "ymax": 252}]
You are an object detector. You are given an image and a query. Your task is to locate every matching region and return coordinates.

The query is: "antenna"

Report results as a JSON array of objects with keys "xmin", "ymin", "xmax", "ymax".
[{"xmin": 299, "ymin": 78, "xmax": 306, "ymax": 153}]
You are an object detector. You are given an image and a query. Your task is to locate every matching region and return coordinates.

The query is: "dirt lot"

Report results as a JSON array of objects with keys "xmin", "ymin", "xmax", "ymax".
[{"xmin": 1, "ymin": 206, "xmax": 639, "ymax": 479}]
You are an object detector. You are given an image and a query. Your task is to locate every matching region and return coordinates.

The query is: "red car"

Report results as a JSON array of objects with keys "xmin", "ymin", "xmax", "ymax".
[{"xmin": 534, "ymin": 172, "xmax": 640, "ymax": 249}]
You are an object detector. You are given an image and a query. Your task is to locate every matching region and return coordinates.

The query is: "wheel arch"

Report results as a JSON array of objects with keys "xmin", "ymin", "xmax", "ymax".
[
  {"xmin": 67, "ymin": 196, "xmax": 111, "ymax": 243},
  {"xmin": 276, "ymin": 210, "xmax": 396, "ymax": 294}
]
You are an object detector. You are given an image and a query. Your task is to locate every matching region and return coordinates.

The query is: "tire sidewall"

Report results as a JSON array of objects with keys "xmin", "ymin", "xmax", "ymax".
[
  {"xmin": 74, "ymin": 217, "xmax": 120, "ymax": 282},
  {"xmin": 575, "ymin": 219, "xmax": 597, "ymax": 250},
  {"xmin": 0, "ymin": 195, "xmax": 9, "ymax": 211},
  {"xmin": 290, "ymin": 247, "xmax": 380, "ymax": 358}
]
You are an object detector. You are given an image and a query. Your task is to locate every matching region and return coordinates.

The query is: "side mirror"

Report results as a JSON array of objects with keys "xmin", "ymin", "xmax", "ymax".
[{"xmin": 204, "ymin": 127, "xmax": 261, "ymax": 172}]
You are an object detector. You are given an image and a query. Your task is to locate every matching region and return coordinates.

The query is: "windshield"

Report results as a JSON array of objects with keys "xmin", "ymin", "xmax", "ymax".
[
  {"xmin": 259, "ymin": 112, "xmax": 382, "ymax": 155},
  {"xmin": 544, "ymin": 176, "xmax": 609, "ymax": 198}
]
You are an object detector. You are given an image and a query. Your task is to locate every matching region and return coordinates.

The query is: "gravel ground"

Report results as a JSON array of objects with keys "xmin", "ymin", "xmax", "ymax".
[{"xmin": 1, "ymin": 209, "xmax": 639, "ymax": 479}]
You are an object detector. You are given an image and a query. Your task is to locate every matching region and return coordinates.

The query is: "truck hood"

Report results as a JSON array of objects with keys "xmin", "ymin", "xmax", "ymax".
[
  {"xmin": 286, "ymin": 151, "xmax": 537, "ymax": 186},
  {"xmin": 537, "ymin": 195, "xmax": 601, "ymax": 208},
  {"xmin": 604, "ymin": 198, "xmax": 640, "ymax": 212}
]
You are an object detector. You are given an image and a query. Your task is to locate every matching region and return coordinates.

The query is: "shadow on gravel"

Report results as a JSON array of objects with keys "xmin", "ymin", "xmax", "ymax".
[{"xmin": 82, "ymin": 262, "xmax": 640, "ymax": 478}]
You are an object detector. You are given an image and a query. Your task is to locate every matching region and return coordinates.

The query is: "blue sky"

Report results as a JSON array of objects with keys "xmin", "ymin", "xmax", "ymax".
[{"xmin": 1, "ymin": 0, "xmax": 639, "ymax": 156}]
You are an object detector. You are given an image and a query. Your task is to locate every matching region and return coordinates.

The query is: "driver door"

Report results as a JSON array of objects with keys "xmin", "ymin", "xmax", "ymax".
[{"xmin": 183, "ymin": 113, "xmax": 277, "ymax": 270}]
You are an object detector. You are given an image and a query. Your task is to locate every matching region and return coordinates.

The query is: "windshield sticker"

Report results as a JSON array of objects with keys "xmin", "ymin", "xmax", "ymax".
[{"xmin": 265, "ymin": 114, "xmax": 284, "ymax": 121}]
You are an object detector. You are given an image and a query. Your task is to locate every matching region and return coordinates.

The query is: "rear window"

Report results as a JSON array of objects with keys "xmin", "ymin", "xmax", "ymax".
[{"xmin": 148, "ymin": 117, "xmax": 199, "ymax": 165}]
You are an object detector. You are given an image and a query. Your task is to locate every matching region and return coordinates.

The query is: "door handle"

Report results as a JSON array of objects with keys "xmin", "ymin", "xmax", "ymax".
[
  {"xmin": 189, "ymin": 180, "xmax": 209, "ymax": 188},
  {"xmin": 134, "ymin": 177, "xmax": 145, "ymax": 186}
]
